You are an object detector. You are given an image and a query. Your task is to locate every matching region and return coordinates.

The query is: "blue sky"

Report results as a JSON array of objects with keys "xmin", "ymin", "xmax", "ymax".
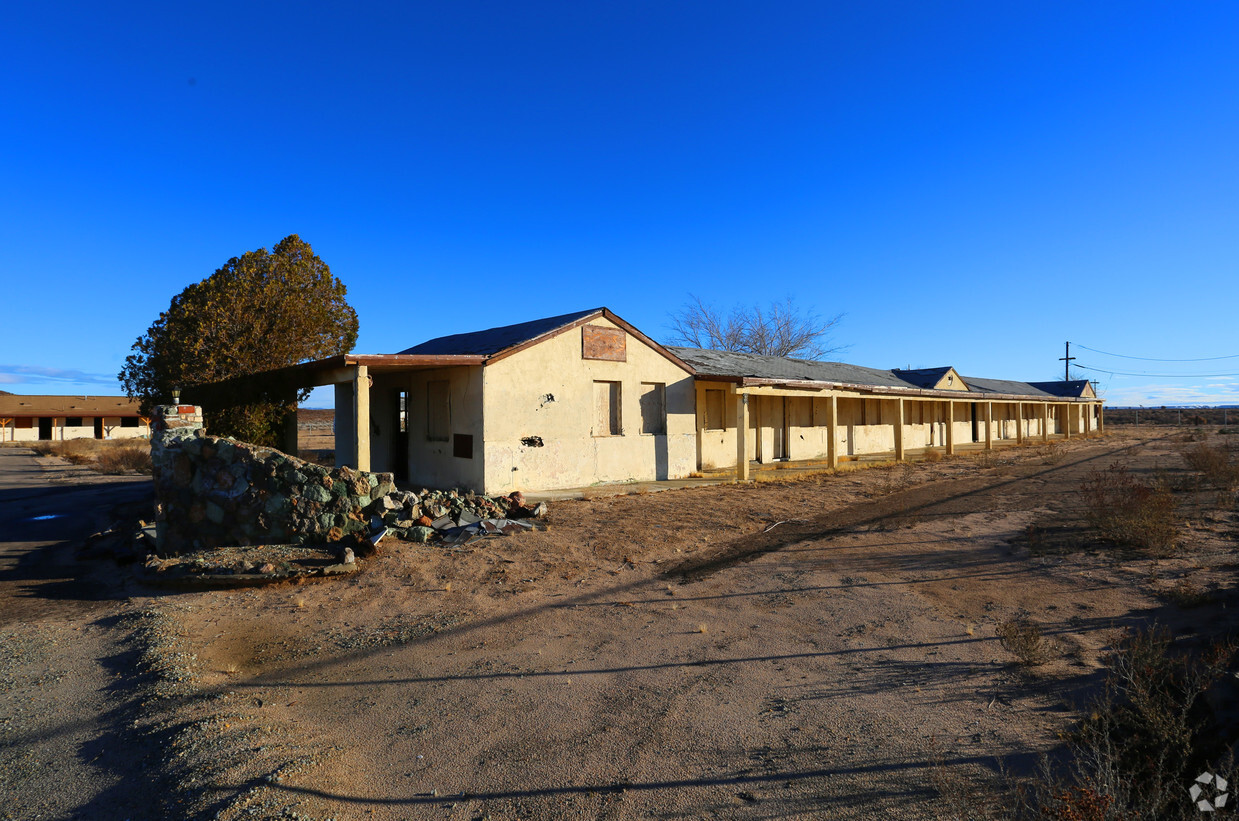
[{"xmin": 2, "ymin": 2, "xmax": 1236, "ymax": 408}]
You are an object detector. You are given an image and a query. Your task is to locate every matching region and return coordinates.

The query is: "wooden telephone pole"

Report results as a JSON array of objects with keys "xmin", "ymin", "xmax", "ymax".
[{"xmin": 1059, "ymin": 342, "xmax": 1076, "ymax": 381}]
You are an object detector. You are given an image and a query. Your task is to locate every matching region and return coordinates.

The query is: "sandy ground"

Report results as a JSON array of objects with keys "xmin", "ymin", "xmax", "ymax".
[
  {"xmin": 145, "ymin": 428, "xmax": 1239, "ymax": 820},
  {"xmin": 3, "ymin": 429, "xmax": 1236, "ymax": 820}
]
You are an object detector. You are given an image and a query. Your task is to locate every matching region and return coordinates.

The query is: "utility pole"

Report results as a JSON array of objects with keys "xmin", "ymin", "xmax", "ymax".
[{"xmin": 1060, "ymin": 342, "xmax": 1076, "ymax": 382}]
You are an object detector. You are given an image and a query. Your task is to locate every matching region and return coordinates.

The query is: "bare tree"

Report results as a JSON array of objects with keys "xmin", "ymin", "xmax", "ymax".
[{"xmin": 666, "ymin": 296, "xmax": 845, "ymax": 360}]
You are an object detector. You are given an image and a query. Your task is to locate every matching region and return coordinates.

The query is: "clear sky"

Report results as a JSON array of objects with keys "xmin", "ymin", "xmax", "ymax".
[{"xmin": 2, "ymin": 2, "xmax": 1236, "ymax": 408}]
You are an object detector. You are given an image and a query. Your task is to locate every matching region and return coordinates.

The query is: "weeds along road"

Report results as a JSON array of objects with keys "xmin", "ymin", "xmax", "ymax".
[
  {"xmin": 156, "ymin": 429, "xmax": 1207, "ymax": 821},
  {"xmin": 0, "ymin": 446, "xmax": 153, "ymax": 821}
]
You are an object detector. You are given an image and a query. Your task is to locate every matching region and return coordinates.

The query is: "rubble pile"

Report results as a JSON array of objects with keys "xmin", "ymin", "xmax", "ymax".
[{"xmin": 372, "ymin": 488, "xmax": 548, "ymax": 544}]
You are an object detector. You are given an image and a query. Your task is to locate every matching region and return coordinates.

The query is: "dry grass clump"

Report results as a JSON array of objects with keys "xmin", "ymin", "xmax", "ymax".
[
  {"xmin": 935, "ymin": 627, "xmax": 1237, "ymax": 820},
  {"xmin": 921, "ymin": 448, "xmax": 944, "ymax": 463},
  {"xmin": 996, "ymin": 617, "xmax": 1049, "ymax": 666},
  {"xmin": 1182, "ymin": 441, "xmax": 1239, "ymax": 490},
  {"xmin": 1079, "ymin": 463, "xmax": 1177, "ymax": 553},
  {"xmin": 29, "ymin": 438, "xmax": 151, "ymax": 474}
]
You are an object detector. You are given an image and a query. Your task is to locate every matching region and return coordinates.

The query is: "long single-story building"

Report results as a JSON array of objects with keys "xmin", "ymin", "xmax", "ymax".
[
  {"xmin": 0, "ymin": 394, "xmax": 151, "ymax": 442},
  {"xmin": 240, "ymin": 308, "xmax": 1103, "ymax": 494}
]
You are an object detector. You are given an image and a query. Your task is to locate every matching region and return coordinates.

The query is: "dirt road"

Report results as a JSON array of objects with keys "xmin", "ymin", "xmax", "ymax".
[
  {"xmin": 0, "ymin": 447, "xmax": 152, "ymax": 821},
  {"xmin": 154, "ymin": 428, "xmax": 1234, "ymax": 820}
]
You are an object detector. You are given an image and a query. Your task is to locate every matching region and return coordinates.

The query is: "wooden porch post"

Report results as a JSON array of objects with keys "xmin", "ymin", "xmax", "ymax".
[
  {"xmin": 894, "ymin": 398, "xmax": 905, "ymax": 461},
  {"xmin": 1099, "ymin": 403, "xmax": 1105, "ymax": 434},
  {"xmin": 354, "ymin": 364, "xmax": 371, "ymax": 472},
  {"xmin": 735, "ymin": 392, "xmax": 750, "ymax": 482},
  {"xmin": 1016, "ymin": 402, "xmax": 1024, "ymax": 444},
  {"xmin": 1063, "ymin": 403, "xmax": 1071, "ymax": 440},
  {"xmin": 946, "ymin": 401, "xmax": 955, "ymax": 455},
  {"xmin": 1042, "ymin": 403, "xmax": 1049, "ymax": 442},
  {"xmin": 984, "ymin": 402, "xmax": 993, "ymax": 451},
  {"xmin": 827, "ymin": 394, "xmax": 838, "ymax": 469}
]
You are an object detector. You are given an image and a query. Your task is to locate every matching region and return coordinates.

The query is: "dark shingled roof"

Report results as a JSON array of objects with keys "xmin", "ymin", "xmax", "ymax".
[
  {"xmin": 398, "ymin": 308, "xmax": 602, "ymax": 356},
  {"xmin": 667, "ymin": 347, "xmax": 914, "ymax": 389},
  {"xmin": 670, "ymin": 347, "xmax": 1092, "ymax": 399},
  {"xmin": 1027, "ymin": 380, "xmax": 1092, "ymax": 398},
  {"xmin": 891, "ymin": 367, "xmax": 953, "ymax": 389}
]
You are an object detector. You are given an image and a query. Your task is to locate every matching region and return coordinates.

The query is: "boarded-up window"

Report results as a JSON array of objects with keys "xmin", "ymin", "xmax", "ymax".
[
  {"xmin": 639, "ymin": 382, "xmax": 666, "ymax": 434},
  {"xmin": 65, "ymin": 417, "xmax": 83, "ymax": 427},
  {"xmin": 704, "ymin": 389, "xmax": 725, "ymax": 431},
  {"xmin": 582, "ymin": 326, "xmax": 626, "ymax": 361},
  {"xmin": 427, "ymin": 380, "xmax": 450, "ymax": 441},
  {"xmin": 14, "ymin": 417, "xmax": 33, "ymax": 428},
  {"xmin": 594, "ymin": 381, "xmax": 621, "ymax": 436},
  {"xmin": 121, "ymin": 417, "xmax": 139, "ymax": 428}
]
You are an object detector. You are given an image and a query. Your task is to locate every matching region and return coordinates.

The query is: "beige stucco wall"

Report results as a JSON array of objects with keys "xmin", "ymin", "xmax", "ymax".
[
  {"xmin": 482, "ymin": 317, "xmax": 696, "ymax": 493},
  {"xmin": 0, "ymin": 417, "xmax": 149, "ymax": 442}
]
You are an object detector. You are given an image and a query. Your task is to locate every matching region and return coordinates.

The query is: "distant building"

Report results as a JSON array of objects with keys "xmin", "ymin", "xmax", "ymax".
[
  {"xmin": 236, "ymin": 308, "xmax": 1104, "ymax": 494},
  {"xmin": 0, "ymin": 394, "xmax": 151, "ymax": 442}
]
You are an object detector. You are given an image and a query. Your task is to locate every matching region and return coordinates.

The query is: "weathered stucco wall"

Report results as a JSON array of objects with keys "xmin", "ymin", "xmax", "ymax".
[
  {"xmin": 0, "ymin": 417, "xmax": 149, "ymax": 442},
  {"xmin": 481, "ymin": 317, "xmax": 696, "ymax": 493},
  {"xmin": 152, "ymin": 405, "xmax": 395, "ymax": 554}
]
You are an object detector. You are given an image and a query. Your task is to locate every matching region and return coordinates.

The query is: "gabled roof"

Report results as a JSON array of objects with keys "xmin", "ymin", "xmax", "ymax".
[
  {"xmin": 398, "ymin": 308, "xmax": 693, "ymax": 373},
  {"xmin": 0, "ymin": 394, "xmax": 145, "ymax": 417},
  {"xmin": 671, "ymin": 347, "xmax": 1100, "ymax": 401},
  {"xmin": 1027, "ymin": 380, "xmax": 1095, "ymax": 398},
  {"xmin": 399, "ymin": 308, "xmax": 603, "ymax": 357}
]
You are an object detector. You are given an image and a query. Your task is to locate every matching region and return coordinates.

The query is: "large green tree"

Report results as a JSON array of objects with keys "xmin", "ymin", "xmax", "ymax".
[{"xmin": 120, "ymin": 234, "xmax": 359, "ymax": 446}]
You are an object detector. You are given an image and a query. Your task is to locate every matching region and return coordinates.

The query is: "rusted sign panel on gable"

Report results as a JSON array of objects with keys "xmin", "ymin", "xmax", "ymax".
[{"xmin": 582, "ymin": 326, "xmax": 626, "ymax": 362}]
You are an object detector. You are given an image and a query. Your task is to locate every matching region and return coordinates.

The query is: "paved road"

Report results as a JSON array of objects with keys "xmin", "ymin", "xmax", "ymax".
[{"xmin": 0, "ymin": 446, "xmax": 154, "ymax": 820}]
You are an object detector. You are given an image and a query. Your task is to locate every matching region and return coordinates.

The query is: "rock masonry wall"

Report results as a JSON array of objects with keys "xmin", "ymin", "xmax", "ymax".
[
  {"xmin": 151, "ymin": 404, "xmax": 396, "ymax": 554},
  {"xmin": 149, "ymin": 404, "xmax": 543, "ymax": 555}
]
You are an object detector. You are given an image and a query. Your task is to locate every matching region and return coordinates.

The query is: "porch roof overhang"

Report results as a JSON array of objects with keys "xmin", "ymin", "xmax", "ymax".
[
  {"xmin": 204, "ymin": 353, "xmax": 488, "ymax": 397},
  {"xmin": 706, "ymin": 375, "xmax": 1099, "ymax": 403}
]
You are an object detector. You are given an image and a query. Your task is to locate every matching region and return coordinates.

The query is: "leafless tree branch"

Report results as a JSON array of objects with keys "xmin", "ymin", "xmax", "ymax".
[{"xmin": 666, "ymin": 296, "xmax": 846, "ymax": 360}]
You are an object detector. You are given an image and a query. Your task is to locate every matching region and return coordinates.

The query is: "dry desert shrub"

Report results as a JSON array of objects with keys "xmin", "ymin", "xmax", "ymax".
[
  {"xmin": 1079, "ymin": 463, "xmax": 1178, "ymax": 553},
  {"xmin": 934, "ymin": 626, "xmax": 1237, "ymax": 820},
  {"xmin": 96, "ymin": 442, "xmax": 152, "ymax": 474},
  {"xmin": 29, "ymin": 438, "xmax": 151, "ymax": 474},
  {"xmin": 921, "ymin": 448, "xmax": 944, "ymax": 463},
  {"xmin": 996, "ymin": 617, "xmax": 1049, "ymax": 666},
  {"xmin": 1182, "ymin": 441, "xmax": 1239, "ymax": 490}
]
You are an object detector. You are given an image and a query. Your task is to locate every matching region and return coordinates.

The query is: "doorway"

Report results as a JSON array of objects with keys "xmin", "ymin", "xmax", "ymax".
[
  {"xmin": 94, "ymin": 418, "xmax": 104, "ymax": 439},
  {"xmin": 38, "ymin": 418, "xmax": 52, "ymax": 440},
  {"xmin": 392, "ymin": 389, "xmax": 409, "ymax": 482}
]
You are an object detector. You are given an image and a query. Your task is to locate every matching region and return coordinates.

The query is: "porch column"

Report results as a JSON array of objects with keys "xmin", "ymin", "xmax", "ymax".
[
  {"xmin": 1099, "ymin": 403, "xmax": 1105, "ymax": 434},
  {"xmin": 1016, "ymin": 402, "xmax": 1024, "ymax": 444},
  {"xmin": 1063, "ymin": 403, "xmax": 1071, "ymax": 440},
  {"xmin": 945, "ymin": 401, "xmax": 955, "ymax": 455},
  {"xmin": 735, "ymin": 392, "xmax": 750, "ymax": 482},
  {"xmin": 827, "ymin": 394, "xmax": 838, "ymax": 469},
  {"xmin": 354, "ymin": 364, "xmax": 371, "ymax": 472},
  {"xmin": 281, "ymin": 402, "xmax": 299, "ymax": 456},
  {"xmin": 894, "ymin": 398, "xmax": 905, "ymax": 461},
  {"xmin": 984, "ymin": 402, "xmax": 993, "ymax": 450},
  {"xmin": 1042, "ymin": 403, "xmax": 1049, "ymax": 442}
]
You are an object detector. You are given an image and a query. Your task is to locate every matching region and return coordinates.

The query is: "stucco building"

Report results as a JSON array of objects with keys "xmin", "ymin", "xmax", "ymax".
[
  {"xmin": 245, "ymin": 308, "xmax": 1102, "ymax": 494},
  {"xmin": 0, "ymin": 394, "xmax": 151, "ymax": 442}
]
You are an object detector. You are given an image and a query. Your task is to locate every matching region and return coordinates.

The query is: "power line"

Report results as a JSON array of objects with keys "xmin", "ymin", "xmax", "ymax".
[
  {"xmin": 1075, "ymin": 363, "xmax": 1239, "ymax": 378},
  {"xmin": 1076, "ymin": 344, "xmax": 1239, "ymax": 362}
]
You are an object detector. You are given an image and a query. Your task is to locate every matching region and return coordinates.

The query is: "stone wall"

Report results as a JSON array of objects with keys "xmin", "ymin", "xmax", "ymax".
[{"xmin": 151, "ymin": 404, "xmax": 394, "ymax": 554}]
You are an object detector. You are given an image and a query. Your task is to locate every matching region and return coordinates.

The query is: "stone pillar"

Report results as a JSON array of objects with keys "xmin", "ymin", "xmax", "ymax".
[
  {"xmin": 827, "ymin": 394, "xmax": 838, "ymax": 469},
  {"xmin": 735, "ymin": 392, "xmax": 750, "ymax": 482},
  {"xmin": 150, "ymin": 404, "xmax": 205, "ymax": 554},
  {"xmin": 354, "ymin": 365, "xmax": 371, "ymax": 472},
  {"xmin": 894, "ymin": 398, "xmax": 905, "ymax": 461}
]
